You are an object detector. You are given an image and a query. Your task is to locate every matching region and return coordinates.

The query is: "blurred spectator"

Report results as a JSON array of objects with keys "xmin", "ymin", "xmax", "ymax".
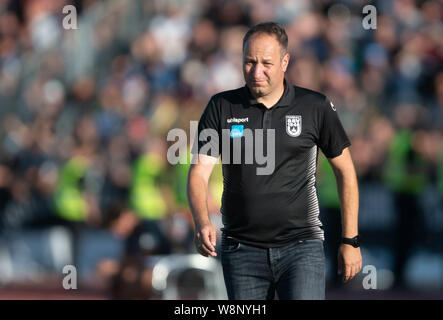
[
  {"xmin": 100, "ymin": 201, "xmax": 171, "ymax": 299},
  {"xmin": 383, "ymin": 104, "xmax": 430, "ymax": 289}
]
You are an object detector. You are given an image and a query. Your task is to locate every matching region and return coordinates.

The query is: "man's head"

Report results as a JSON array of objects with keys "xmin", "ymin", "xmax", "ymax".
[{"xmin": 242, "ymin": 22, "xmax": 290, "ymax": 98}]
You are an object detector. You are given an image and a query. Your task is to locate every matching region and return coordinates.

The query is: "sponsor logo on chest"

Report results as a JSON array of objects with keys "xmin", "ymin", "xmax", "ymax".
[
  {"xmin": 230, "ymin": 125, "xmax": 244, "ymax": 138},
  {"xmin": 227, "ymin": 117, "xmax": 249, "ymax": 123}
]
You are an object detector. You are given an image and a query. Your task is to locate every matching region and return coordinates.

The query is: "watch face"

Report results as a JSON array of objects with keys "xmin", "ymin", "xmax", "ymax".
[
  {"xmin": 353, "ymin": 235, "xmax": 361, "ymax": 247},
  {"xmin": 342, "ymin": 235, "xmax": 361, "ymax": 247}
]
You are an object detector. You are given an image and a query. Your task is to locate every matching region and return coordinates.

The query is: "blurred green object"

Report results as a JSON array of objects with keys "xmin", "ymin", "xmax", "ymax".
[
  {"xmin": 53, "ymin": 156, "xmax": 89, "ymax": 221},
  {"xmin": 384, "ymin": 129, "xmax": 428, "ymax": 194},
  {"xmin": 130, "ymin": 153, "xmax": 167, "ymax": 220},
  {"xmin": 317, "ymin": 153, "xmax": 340, "ymax": 209},
  {"xmin": 172, "ymin": 148, "xmax": 191, "ymax": 210},
  {"xmin": 173, "ymin": 148, "xmax": 222, "ymax": 211}
]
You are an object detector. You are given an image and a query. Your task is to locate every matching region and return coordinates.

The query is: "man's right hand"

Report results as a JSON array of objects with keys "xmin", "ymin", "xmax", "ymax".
[{"xmin": 194, "ymin": 223, "xmax": 217, "ymax": 257}]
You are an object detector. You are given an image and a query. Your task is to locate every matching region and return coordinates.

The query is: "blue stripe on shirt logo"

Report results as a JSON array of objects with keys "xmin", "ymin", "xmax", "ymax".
[{"xmin": 230, "ymin": 125, "xmax": 244, "ymax": 138}]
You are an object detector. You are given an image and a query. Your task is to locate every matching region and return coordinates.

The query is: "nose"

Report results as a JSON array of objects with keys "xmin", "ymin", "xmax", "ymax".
[{"xmin": 251, "ymin": 64, "xmax": 263, "ymax": 79}]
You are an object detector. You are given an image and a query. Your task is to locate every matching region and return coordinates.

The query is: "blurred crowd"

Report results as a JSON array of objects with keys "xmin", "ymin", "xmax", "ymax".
[{"xmin": 0, "ymin": 0, "xmax": 442, "ymax": 297}]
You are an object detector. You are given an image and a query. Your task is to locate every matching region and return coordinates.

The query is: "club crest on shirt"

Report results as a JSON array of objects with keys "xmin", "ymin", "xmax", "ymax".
[{"xmin": 286, "ymin": 115, "xmax": 302, "ymax": 137}]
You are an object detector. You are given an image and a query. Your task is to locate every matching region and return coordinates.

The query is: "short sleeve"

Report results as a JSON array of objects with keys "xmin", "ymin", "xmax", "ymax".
[
  {"xmin": 191, "ymin": 98, "xmax": 221, "ymax": 158},
  {"xmin": 316, "ymin": 97, "xmax": 351, "ymax": 158}
]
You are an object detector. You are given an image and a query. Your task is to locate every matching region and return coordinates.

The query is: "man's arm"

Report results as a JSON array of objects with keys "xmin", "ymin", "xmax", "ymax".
[
  {"xmin": 187, "ymin": 154, "xmax": 218, "ymax": 257},
  {"xmin": 327, "ymin": 147, "xmax": 362, "ymax": 282}
]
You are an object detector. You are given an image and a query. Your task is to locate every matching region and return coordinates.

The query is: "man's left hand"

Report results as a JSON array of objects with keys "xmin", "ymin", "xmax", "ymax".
[{"xmin": 337, "ymin": 244, "xmax": 362, "ymax": 283}]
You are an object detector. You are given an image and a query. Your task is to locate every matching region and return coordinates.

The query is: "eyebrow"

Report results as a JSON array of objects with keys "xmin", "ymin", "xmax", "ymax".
[{"xmin": 244, "ymin": 57, "xmax": 273, "ymax": 62}]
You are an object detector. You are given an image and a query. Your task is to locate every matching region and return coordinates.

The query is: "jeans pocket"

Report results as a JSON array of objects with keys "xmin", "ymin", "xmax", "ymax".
[
  {"xmin": 221, "ymin": 235, "xmax": 241, "ymax": 253},
  {"xmin": 297, "ymin": 239, "xmax": 325, "ymax": 261}
]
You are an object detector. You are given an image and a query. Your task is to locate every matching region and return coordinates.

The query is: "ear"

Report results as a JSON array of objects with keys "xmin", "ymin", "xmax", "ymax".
[{"xmin": 281, "ymin": 53, "xmax": 290, "ymax": 72}]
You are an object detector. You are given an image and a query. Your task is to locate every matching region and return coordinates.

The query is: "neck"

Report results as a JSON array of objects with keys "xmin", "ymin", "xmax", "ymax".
[{"xmin": 256, "ymin": 82, "xmax": 285, "ymax": 109}]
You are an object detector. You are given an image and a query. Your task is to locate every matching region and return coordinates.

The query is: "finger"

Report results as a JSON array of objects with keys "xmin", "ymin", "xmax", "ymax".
[
  {"xmin": 344, "ymin": 265, "xmax": 352, "ymax": 282},
  {"xmin": 201, "ymin": 230, "xmax": 216, "ymax": 254},
  {"xmin": 196, "ymin": 244, "xmax": 209, "ymax": 257},
  {"xmin": 357, "ymin": 262, "xmax": 363, "ymax": 274},
  {"xmin": 208, "ymin": 229, "xmax": 217, "ymax": 256},
  {"xmin": 208, "ymin": 228, "xmax": 217, "ymax": 247},
  {"xmin": 197, "ymin": 243, "xmax": 210, "ymax": 257},
  {"xmin": 349, "ymin": 264, "xmax": 360, "ymax": 281},
  {"xmin": 348, "ymin": 265, "xmax": 357, "ymax": 281},
  {"xmin": 199, "ymin": 242, "xmax": 216, "ymax": 257},
  {"xmin": 351, "ymin": 264, "xmax": 358, "ymax": 279},
  {"xmin": 194, "ymin": 236, "xmax": 208, "ymax": 256},
  {"xmin": 352, "ymin": 262, "xmax": 361, "ymax": 278},
  {"xmin": 195, "ymin": 232, "xmax": 216, "ymax": 257},
  {"xmin": 353, "ymin": 264, "xmax": 360, "ymax": 278},
  {"xmin": 337, "ymin": 254, "xmax": 343, "ymax": 275},
  {"xmin": 201, "ymin": 242, "xmax": 215, "ymax": 255},
  {"xmin": 202, "ymin": 242, "xmax": 217, "ymax": 257},
  {"xmin": 195, "ymin": 232, "xmax": 211, "ymax": 251}
]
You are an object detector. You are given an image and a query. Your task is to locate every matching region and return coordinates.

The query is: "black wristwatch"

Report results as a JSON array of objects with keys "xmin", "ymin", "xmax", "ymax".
[{"xmin": 341, "ymin": 235, "xmax": 362, "ymax": 248}]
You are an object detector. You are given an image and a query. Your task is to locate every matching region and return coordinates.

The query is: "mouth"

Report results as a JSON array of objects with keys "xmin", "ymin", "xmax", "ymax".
[{"xmin": 251, "ymin": 80, "xmax": 266, "ymax": 85}]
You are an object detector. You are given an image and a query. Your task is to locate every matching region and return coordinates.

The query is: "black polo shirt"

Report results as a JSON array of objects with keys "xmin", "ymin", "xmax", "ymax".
[{"xmin": 191, "ymin": 80, "xmax": 351, "ymax": 248}]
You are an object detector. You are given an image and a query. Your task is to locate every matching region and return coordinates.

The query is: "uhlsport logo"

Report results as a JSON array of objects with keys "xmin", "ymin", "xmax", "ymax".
[
  {"xmin": 227, "ymin": 117, "xmax": 249, "ymax": 124},
  {"xmin": 286, "ymin": 115, "xmax": 302, "ymax": 137}
]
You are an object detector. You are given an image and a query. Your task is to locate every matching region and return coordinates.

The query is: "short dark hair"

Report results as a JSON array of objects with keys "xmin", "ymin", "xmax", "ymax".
[{"xmin": 242, "ymin": 22, "xmax": 288, "ymax": 56}]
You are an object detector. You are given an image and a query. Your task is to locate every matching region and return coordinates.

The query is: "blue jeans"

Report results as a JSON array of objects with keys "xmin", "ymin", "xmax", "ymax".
[{"xmin": 220, "ymin": 234, "xmax": 326, "ymax": 300}]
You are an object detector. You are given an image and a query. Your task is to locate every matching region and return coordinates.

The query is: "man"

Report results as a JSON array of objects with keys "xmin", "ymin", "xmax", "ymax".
[{"xmin": 187, "ymin": 22, "xmax": 361, "ymax": 300}]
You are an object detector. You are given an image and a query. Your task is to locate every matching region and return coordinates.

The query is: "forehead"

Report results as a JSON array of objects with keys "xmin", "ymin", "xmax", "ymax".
[{"xmin": 243, "ymin": 33, "xmax": 281, "ymax": 56}]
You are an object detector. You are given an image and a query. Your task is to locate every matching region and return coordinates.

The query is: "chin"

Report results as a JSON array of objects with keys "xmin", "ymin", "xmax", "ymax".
[
  {"xmin": 249, "ymin": 84, "xmax": 266, "ymax": 96},
  {"xmin": 250, "ymin": 88, "xmax": 263, "ymax": 97}
]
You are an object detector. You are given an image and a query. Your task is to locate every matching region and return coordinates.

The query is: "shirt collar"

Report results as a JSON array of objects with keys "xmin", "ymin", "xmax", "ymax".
[{"xmin": 243, "ymin": 78, "xmax": 295, "ymax": 108}]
